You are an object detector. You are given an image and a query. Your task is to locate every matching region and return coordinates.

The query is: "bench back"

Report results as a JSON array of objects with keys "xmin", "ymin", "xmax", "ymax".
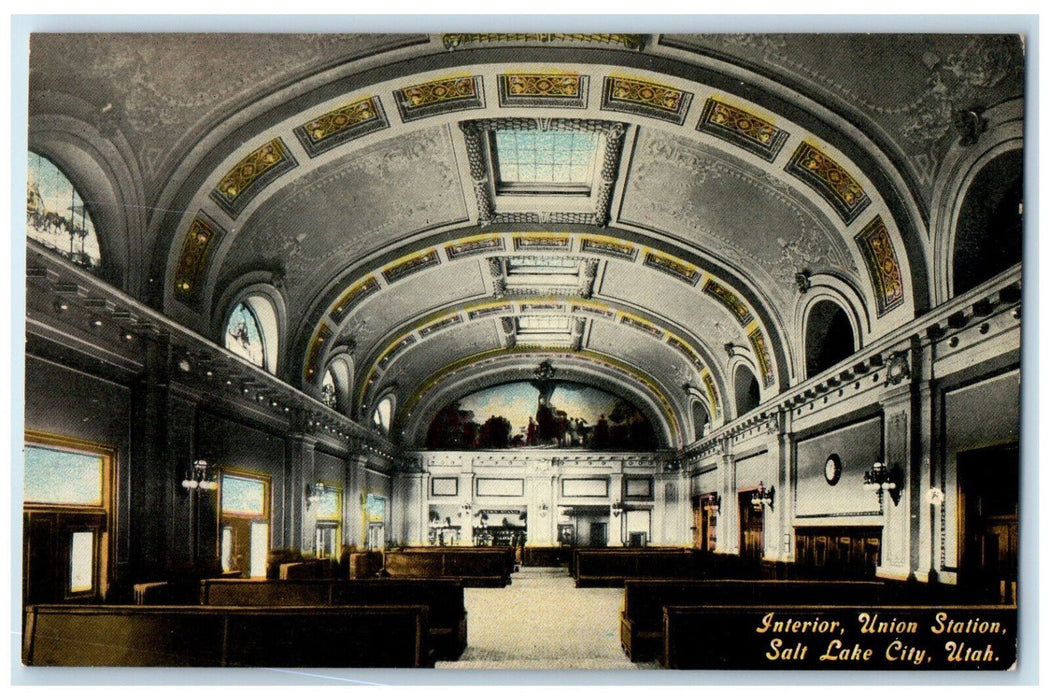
[
  {"xmin": 200, "ymin": 578, "xmax": 465, "ymax": 627},
  {"xmin": 383, "ymin": 549, "xmax": 512, "ymax": 584},
  {"xmin": 23, "ymin": 604, "xmax": 429, "ymax": 667}
]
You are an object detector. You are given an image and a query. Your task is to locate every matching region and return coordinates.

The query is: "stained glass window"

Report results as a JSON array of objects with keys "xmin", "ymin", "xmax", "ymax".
[
  {"xmin": 225, "ymin": 301, "xmax": 265, "ymax": 368},
  {"xmin": 221, "ymin": 474, "xmax": 266, "ymax": 516},
  {"xmin": 493, "ymin": 130, "xmax": 602, "ymax": 192},
  {"xmin": 321, "ymin": 369, "xmax": 338, "ymax": 409},
  {"xmin": 315, "ymin": 486, "xmax": 341, "ymax": 520},
  {"xmin": 24, "ymin": 445, "xmax": 103, "ymax": 506},
  {"xmin": 26, "ymin": 152, "xmax": 102, "ymax": 269}
]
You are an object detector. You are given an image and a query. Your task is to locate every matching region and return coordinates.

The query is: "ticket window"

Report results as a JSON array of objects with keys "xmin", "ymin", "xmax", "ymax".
[
  {"xmin": 23, "ymin": 436, "xmax": 112, "ymax": 606},
  {"xmin": 220, "ymin": 473, "xmax": 270, "ymax": 578}
]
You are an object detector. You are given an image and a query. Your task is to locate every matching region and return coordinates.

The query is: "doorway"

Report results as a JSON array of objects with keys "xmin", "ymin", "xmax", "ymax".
[
  {"xmin": 219, "ymin": 472, "xmax": 270, "ymax": 578},
  {"xmin": 958, "ymin": 444, "xmax": 1019, "ymax": 602},
  {"xmin": 738, "ymin": 490, "xmax": 764, "ymax": 560},
  {"xmin": 589, "ymin": 521, "xmax": 608, "ymax": 547}
]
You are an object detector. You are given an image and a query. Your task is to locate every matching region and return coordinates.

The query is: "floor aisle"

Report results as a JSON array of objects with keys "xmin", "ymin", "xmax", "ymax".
[{"xmin": 435, "ymin": 567, "xmax": 658, "ymax": 669}]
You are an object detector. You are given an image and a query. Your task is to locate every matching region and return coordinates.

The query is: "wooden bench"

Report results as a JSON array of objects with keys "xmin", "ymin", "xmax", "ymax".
[
  {"xmin": 23, "ymin": 604, "xmax": 431, "ymax": 667},
  {"xmin": 574, "ymin": 549, "xmax": 763, "ymax": 586},
  {"xmin": 522, "ymin": 546, "xmax": 573, "ymax": 567},
  {"xmin": 199, "ymin": 578, "xmax": 467, "ymax": 660},
  {"xmin": 279, "ymin": 559, "xmax": 335, "ymax": 579},
  {"xmin": 383, "ymin": 548, "xmax": 512, "ymax": 587},
  {"xmin": 619, "ymin": 579, "xmax": 886, "ymax": 662},
  {"xmin": 573, "ymin": 548, "xmax": 702, "ymax": 587},
  {"xmin": 662, "ymin": 604, "xmax": 1017, "ymax": 670}
]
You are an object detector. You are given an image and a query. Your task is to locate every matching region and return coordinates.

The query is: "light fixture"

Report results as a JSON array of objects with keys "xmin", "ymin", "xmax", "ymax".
[
  {"xmin": 182, "ymin": 459, "xmax": 217, "ymax": 491},
  {"xmin": 538, "ymin": 503, "xmax": 549, "ymax": 517},
  {"xmin": 305, "ymin": 482, "xmax": 328, "ymax": 507},
  {"xmin": 704, "ymin": 494, "xmax": 721, "ymax": 513},
  {"xmin": 611, "ymin": 501, "xmax": 624, "ymax": 518},
  {"xmin": 751, "ymin": 482, "xmax": 775, "ymax": 510},
  {"xmin": 863, "ymin": 461, "xmax": 903, "ymax": 505}
]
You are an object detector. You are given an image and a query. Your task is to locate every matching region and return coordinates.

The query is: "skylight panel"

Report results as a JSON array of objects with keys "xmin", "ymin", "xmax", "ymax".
[{"xmin": 493, "ymin": 129, "xmax": 603, "ymax": 193}]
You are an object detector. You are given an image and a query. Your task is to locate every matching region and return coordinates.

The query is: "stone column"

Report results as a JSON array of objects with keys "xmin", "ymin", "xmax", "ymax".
[
  {"xmin": 286, "ymin": 432, "xmax": 316, "ymax": 553},
  {"xmin": 877, "ymin": 339, "xmax": 921, "ymax": 581}
]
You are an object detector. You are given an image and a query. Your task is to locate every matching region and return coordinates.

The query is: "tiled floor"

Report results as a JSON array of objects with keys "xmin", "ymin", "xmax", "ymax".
[{"xmin": 436, "ymin": 567, "xmax": 658, "ymax": 669}]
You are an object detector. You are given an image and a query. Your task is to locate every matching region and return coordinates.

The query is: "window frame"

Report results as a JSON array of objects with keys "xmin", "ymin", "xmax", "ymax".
[{"xmin": 23, "ymin": 430, "xmax": 115, "ymax": 603}]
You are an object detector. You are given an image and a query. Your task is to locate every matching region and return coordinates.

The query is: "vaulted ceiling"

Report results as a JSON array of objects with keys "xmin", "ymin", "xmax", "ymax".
[{"xmin": 27, "ymin": 32, "xmax": 1025, "ymax": 449}]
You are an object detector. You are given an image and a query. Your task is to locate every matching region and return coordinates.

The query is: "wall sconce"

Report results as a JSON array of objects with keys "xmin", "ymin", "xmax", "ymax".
[
  {"xmin": 538, "ymin": 503, "xmax": 549, "ymax": 518},
  {"xmin": 924, "ymin": 487, "xmax": 945, "ymax": 507},
  {"xmin": 611, "ymin": 501, "xmax": 624, "ymax": 518},
  {"xmin": 703, "ymin": 494, "xmax": 721, "ymax": 513},
  {"xmin": 182, "ymin": 459, "xmax": 217, "ymax": 491},
  {"xmin": 863, "ymin": 462, "xmax": 903, "ymax": 506},
  {"xmin": 751, "ymin": 482, "xmax": 775, "ymax": 511},
  {"xmin": 305, "ymin": 482, "xmax": 328, "ymax": 508}
]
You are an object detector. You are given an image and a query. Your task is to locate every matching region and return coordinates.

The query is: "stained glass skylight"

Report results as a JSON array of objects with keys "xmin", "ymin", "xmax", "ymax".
[
  {"xmin": 493, "ymin": 130, "xmax": 602, "ymax": 192},
  {"xmin": 225, "ymin": 301, "xmax": 265, "ymax": 368}
]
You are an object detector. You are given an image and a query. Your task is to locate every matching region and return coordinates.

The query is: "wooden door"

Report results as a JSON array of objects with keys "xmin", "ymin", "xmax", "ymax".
[
  {"xmin": 959, "ymin": 444, "xmax": 1019, "ymax": 602},
  {"xmin": 738, "ymin": 490, "xmax": 764, "ymax": 560}
]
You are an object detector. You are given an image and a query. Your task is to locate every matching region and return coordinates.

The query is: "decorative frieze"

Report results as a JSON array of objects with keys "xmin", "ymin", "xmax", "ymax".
[
  {"xmin": 702, "ymin": 278, "xmax": 753, "ymax": 326},
  {"xmin": 330, "ymin": 276, "xmax": 380, "ymax": 324},
  {"xmin": 696, "ymin": 98, "xmax": 789, "ymax": 162},
  {"xmin": 643, "ymin": 251, "xmax": 701, "ymax": 285},
  {"xmin": 294, "ymin": 96, "xmax": 389, "ymax": 158},
  {"xmin": 498, "ymin": 73, "xmax": 588, "ymax": 108},
  {"xmin": 601, "ymin": 76, "xmax": 693, "ymax": 125},
  {"xmin": 785, "ymin": 142, "xmax": 871, "ymax": 225},
  {"xmin": 382, "ymin": 249, "xmax": 441, "ymax": 284},
  {"xmin": 173, "ymin": 212, "xmax": 224, "ymax": 306},
  {"xmin": 394, "ymin": 75, "xmax": 484, "ymax": 122},
  {"xmin": 855, "ymin": 215, "xmax": 906, "ymax": 316},
  {"xmin": 210, "ymin": 138, "xmax": 298, "ymax": 219}
]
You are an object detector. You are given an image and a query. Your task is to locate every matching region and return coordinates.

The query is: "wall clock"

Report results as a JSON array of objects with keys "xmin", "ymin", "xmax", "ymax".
[{"xmin": 824, "ymin": 454, "xmax": 842, "ymax": 485}]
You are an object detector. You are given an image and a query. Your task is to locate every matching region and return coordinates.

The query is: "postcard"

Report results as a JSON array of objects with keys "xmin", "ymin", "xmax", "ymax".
[{"xmin": 18, "ymin": 28, "xmax": 1026, "ymax": 677}]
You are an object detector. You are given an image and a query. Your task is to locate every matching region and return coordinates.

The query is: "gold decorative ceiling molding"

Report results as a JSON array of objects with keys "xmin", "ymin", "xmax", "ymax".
[
  {"xmin": 293, "ymin": 96, "xmax": 389, "ymax": 158},
  {"xmin": 498, "ymin": 73, "xmax": 588, "ymax": 108},
  {"xmin": 855, "ymin": 215, "xmax": 906, "ymax": 316},
  {"xmin": 210, "ymin": 138, "xmax": 298, "ymax": 219},
  {"xmin": 393, "ymin": 75, "xmax": 485, "ymax": 122},
  {"xmin": 696, "ymin": 98, "xmax": 789, "ymax": 162},
  {"xmin": 173, "ymin": 212, "xmax": 224, "ymax": 306},
  {"xmin": 601, "ymin": 75, "xmax": 693, "ymax": 125},
  {"xmin": 784, "ymin": 141, "xmax": 871, "ymax": 225}
]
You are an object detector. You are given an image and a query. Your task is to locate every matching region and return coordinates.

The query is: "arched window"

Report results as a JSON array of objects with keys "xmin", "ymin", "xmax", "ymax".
[
  {"xmin": 691, "ymin": 399, "xmax": 710, "ymax": 441},
  {"xmin": 223, "ymin": 295, "xmax": 279, "ymax": 373},
  {"xmin": 805, "ymin": 300, "xmax": 856, "ymax": 378},
  {"xmin": 26, "ymin": 152, "xmax": 102, "ymax": 270},
  {"xmin": 321, "ymin": 369, "xmax": 338, "ymax": 410},
  {"xmin": 373, "ymin": 396, "xmax": 394, "ymax": 434},
  {"xmin": 734, "ymin": 365, "xmax": 760, "ymax": 418},
  {"xmin": 952, "ymin": 150, "xmax": 1023, "ymax": 296},
  {"xmin": 225, "ymin": 302, "xmax": 265, "ymax": 368},
  {"xmin": 323, "ymin": 355, "xmax": 353, "ymax": 415}
]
